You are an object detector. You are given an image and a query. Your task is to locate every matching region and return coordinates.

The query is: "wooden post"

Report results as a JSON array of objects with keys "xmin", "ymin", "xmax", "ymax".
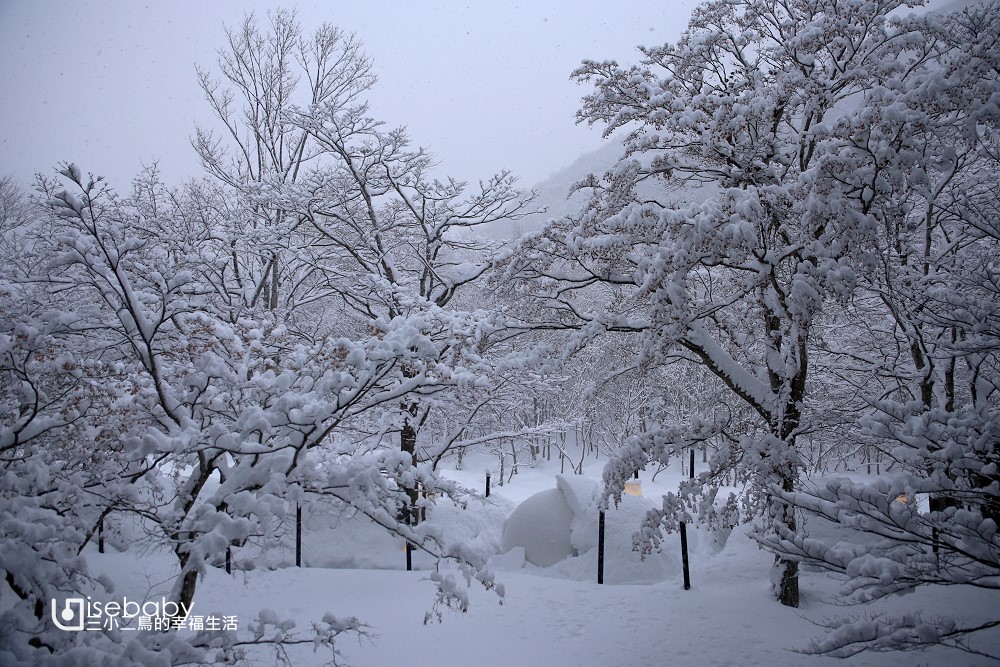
[
  {"xmin": 486, "ymin": 472, "xmax": 491, "ymax": 498},
  {"xmin": 406, "ymin": 542, "xmax": 413, "ymax": 571},
  {"xmin": 680, "ymin": 446, "xmax": 695, "ymax": 590},
  {"xmin": 295, "ymin": 503, "xmax": 302, "ymax": 567},
  {"xmin": 680, "ymin": 522, "xmax": 691, "ymax": 590},
  {"xmin": 98, "ymin": 515, "xmax": 105, "ymax": 554},
  {"xmin": 597, "ymin": 510, "xmax": 606, "ymax": 585},
  {"xmin": 225, "ymin": 547, "xmax": 232, "ymax": 574},
  {"xmin": 419, "ymin": 484, "xmax": 427, "ymax": 523}
]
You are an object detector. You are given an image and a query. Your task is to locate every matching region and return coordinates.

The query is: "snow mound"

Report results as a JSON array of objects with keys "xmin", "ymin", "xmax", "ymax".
[
  {"xmin": 498, "ymin": 475, "xmax": 692, "ymax": 583},
  {"xmin": 556, "ymin": 474, "xmax": 601, "ymax": 554},
  {"xmin": 500, "ymin": 488, "xmax": 576, "ymax": 567}
]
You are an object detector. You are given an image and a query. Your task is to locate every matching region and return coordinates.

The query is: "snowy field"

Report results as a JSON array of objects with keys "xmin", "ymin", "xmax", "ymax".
[{"xmin": 84, "ymin": 452, "xmax": 1000, "ymax": 667}]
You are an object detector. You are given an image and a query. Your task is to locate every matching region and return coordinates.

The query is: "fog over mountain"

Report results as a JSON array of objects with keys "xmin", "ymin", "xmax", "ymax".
[{"xmin": 488, "ymin": 137, "xmax": 723, "ymax": 240}]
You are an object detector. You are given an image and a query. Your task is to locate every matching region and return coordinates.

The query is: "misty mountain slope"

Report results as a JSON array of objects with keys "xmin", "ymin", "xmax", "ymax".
[
  {"xmin": 488, "ymin": 137, "xmax": 721, "ymax": 240},
  {"xmin": 482, "ymin": 140, "xmax": 621, "ymax": 239}
]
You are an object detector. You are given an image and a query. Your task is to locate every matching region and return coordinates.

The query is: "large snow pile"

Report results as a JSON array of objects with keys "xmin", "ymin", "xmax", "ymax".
[
  {"xmin": 499, "ymin": 475, "xmax": 692, "ymax": 583},
  {"xmin": 499, "ymin": 488, "xmax": 576, "ymax": 566}
]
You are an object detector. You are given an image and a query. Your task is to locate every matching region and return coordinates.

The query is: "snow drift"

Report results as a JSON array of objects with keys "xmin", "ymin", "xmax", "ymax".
[{"xmin": 499, "ymin": 475, "xmax": 694, "ymax": 584}]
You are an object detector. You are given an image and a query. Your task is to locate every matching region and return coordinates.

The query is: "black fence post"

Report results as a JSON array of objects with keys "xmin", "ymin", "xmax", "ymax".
[
  {"xmin": 98, "ymin": 515, "xmax": 105, "ymax": 554},
  {"xmin": 680, "ymin": 522, "xmax": 691, "ymax": 590},
  {"xmin": 680, "ymin": 446, "xmax": 695, "ymax": 590},
  {"xmin": 295, "ymin": 503, "xmax": 302, "ymax": 567},
  {"xmin": 419, "ymin": 484, "xmax": 427, "ymax": 523},
  {"xmin": 485, "ymin": 472, "xmax": 491, "ymax": 498},
  {"xmin": 406, "ymin": 541, "xmax": 413, "ymax": 571},
  {"xmin": 225, "ymin": 547, "xmax": 232, "ymax": 574},
  {"xmin": 597, "ymin": 510, "xmax": 606, "ymax": 584}
]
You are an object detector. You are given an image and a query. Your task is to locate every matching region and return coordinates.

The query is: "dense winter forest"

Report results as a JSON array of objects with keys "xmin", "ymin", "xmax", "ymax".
[{"xmin": 1, "ymin": 1, "xmax": 998, "ymax": 665}]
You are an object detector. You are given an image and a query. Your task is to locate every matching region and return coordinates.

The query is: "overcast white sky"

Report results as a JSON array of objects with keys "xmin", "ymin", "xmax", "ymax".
[{"xmin": 0, "ymin": 1, "xmax": 700, "ymax": 189}]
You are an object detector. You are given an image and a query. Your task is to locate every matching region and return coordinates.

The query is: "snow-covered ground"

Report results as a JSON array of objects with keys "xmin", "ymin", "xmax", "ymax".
[{"xmin": 85, "ymin": 452, "xmax": 1000, "ymax": 666}]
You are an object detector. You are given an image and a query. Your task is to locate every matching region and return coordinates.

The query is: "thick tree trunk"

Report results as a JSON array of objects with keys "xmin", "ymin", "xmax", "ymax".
[
  {"xmin": 169, "ymin": 549, "xmax": 199, "ymax": 625},
  {"xmin": 777, "ymin": 556, "xmax": 799, "ymax": 607},
  {"xmin": 776, "ymin": 472, "xmax": 799, "ymax": 607},
  {"xmin": 772, "ymin": 343, "xmax": 805, "ymax": 608}
]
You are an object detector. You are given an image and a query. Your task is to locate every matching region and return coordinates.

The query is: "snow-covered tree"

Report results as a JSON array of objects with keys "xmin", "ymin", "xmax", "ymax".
[
  {"xmin": 2, "ymin": 10, "xmax": 529, "ymax": 663},
  {"xmin": 193, "ymin": 10, "xmax": 535, "ymax": 521},
  {"xmin": 0, "ymin": 163, "xmax": 505, "ymax": 665},
  {"xmin": 501, "ymin": 0, "xmax": 997, "ymax": 609},
  {"xmin": 757, "ymin": 2, "xmax": 1000, "ymax": 657}
]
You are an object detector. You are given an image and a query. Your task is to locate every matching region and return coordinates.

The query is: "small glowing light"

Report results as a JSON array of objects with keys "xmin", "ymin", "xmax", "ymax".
[
  {"xmin": 894, "ymin": 494, "xmax": 909, "ymax": 504},
  {"xmin": 624, "ymin": 481, "xmax": 642, "ymax": 497}
]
